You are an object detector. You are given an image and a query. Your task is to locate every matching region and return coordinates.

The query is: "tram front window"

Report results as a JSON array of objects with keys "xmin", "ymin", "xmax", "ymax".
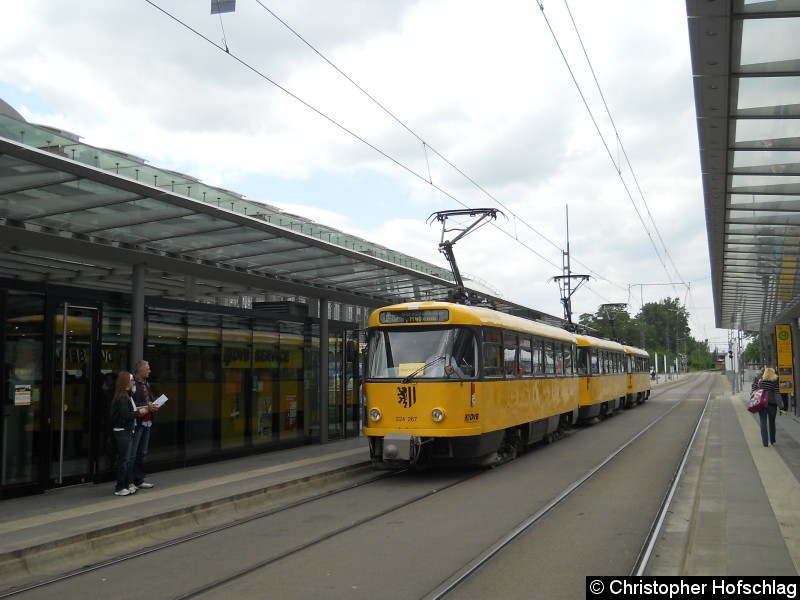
[{"xmin": 368, "ymin": 327, "xmax": 477, "ymax": 379}]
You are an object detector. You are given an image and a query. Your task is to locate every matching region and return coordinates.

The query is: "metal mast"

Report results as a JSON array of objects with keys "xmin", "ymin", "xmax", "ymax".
[{"xmin": 549, "ymin": 206, "xmax": 589, "ymax": 327}]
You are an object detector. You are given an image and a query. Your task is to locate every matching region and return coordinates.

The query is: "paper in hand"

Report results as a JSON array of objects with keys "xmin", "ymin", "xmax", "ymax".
[{"xmin": 153, "ymin": 395, "xmax": 168, "ymax": 408}]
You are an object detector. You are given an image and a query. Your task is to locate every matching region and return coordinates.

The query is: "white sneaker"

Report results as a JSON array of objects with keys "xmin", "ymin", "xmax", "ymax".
[
  {"xmin": 128, "ymin": 484, "xmax": 138, "ymax": 494},
  {"xmin": 115, "ymin": 488, "xmax": 131, "ymax": 496},
  {"xmin": 137, "ymin": 482, "xmax": 155, "ymax": 489}
]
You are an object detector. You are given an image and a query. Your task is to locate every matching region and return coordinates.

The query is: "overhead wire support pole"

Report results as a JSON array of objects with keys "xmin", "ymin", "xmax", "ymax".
[
  {"xmin": 427, "ymin": 208, "xmax": 503, "ymax": 305},
  {"xmin": 549, "ymin": 206, "xmax": 589, "ymax": 328}
]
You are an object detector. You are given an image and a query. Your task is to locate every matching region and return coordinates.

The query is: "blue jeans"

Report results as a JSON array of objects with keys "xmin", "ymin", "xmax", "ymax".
[
  {"xmin": 759, "ymin": 404, "xmax": 778, "ymax": 446},
  {"xmin": 130, "ymin": 425, "xmax": 151, "ymax": 486},
  {"xmin": 113, "ymin": 430, "xmax": 135, "ymax": 491}
]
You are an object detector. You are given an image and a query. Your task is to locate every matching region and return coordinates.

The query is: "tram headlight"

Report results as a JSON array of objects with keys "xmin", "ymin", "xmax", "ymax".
[
  {"xmin": 369, "ymin": 408, "xmax": 382, "ymax": 422},
  {"xmin": 431, "ymin": 408, "xmax": 445, "ymax": 422}
]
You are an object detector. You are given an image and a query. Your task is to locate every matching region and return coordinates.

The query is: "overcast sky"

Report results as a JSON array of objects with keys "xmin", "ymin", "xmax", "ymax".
[{"xmin": 0, "ymin": 1, "xmax": 733, "ymax": 351}]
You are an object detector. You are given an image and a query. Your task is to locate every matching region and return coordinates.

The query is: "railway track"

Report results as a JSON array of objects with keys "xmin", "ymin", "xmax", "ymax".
[{"xmin": 3, "ymin": 374, "xmax": 714, "ymax": 600}]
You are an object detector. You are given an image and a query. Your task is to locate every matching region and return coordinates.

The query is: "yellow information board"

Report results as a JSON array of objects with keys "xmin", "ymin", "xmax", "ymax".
[{"xmin": 775, "ymin": 324, "xmax": 795, "ymax": 395}]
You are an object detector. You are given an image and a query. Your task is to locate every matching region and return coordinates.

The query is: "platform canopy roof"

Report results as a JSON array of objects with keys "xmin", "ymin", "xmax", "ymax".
[
  {"xmin": 689, "ymin": 0, "xmax": 800, "ymax": 332},
  {"xmin": 0, "ymin": 110, "xmax": 563, "ymax": 326}
]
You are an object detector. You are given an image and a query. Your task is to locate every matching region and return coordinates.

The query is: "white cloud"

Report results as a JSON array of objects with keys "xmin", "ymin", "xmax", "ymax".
[{"xmin": 0, "ymin": 0, "xmax": 729, "ymax": 344}]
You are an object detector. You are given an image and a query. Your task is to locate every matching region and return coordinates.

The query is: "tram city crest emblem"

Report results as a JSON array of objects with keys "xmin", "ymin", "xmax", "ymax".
[{"xmin": 397, "ymin": 386, "xmax": 417, "ymax": 408}]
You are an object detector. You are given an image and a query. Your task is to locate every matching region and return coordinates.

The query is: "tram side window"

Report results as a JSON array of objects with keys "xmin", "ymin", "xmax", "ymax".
[
  {"xmin": 563, "ymin": 344, "xmax": 574, "ymax": 376},
  {"xmin": 503, "ymin": 333, "xmax": 519, "ymax": 377},
  {"xmin": 520, "ymin": 338, "xmax": 533, "ymax": 377},
  {"xmin": 590, "ymin": 349, "xmax": 600, "ymax": 375},
  {"xmin": 483, "ymin": 329, "xmax": 503, "ymax": 378},
  {"xmin": 553, "ymin": 342, "xmax": 564, "ymax": 376},
  {"xmin": 532, "ymin": 338, "xmax": 544, "ymax": 376},
  {"xmin": 483, "ymin": 344, "xmax": 503, "ymax": 378},
  {"xmin": 544, "ymin": 341, "xmax": 556, "ymax": 376}
]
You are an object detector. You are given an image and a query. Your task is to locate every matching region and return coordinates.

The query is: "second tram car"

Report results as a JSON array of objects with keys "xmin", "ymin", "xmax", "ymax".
[{"xmin": 574, "ymin": 334, "xmax": 628, "ymax": 421}]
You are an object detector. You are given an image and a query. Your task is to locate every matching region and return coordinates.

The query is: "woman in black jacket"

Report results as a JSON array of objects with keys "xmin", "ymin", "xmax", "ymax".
[
  {"xmin": 758, "ymin": 367, "xmax": 780, "ymax": 447},
  {"xmin": 109, "ymin": 371, "xmax": 148, "ymax": 496}
]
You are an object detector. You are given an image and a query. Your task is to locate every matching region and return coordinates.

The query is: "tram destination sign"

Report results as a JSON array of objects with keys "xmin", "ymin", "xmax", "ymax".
[{"xmin": 379, "ymin": 309, "xmax": 449, "ymax": 324}]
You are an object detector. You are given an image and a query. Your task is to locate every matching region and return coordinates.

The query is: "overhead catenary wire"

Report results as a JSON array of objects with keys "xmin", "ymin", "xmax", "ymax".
[
  {"xmin": 251, "ymin": 0, "xmax": 635, "ymax": 292},
  {"xmin": 561, "ymin": 0, "xmax": 688, "ymax": 296},
  {"xmin": 556, "ymin": 0, "xmax": 708, "ymax": 333},
  {"xmin": 534, "ymin": 0, "xmax": 682, "ymax": 298},
  {"xmin": 146, "ymin": 1, "xmax": 694, "ymax": 328},
  {"xmin": 144, "ymin": 0, "xmax": 562, "ymax": 270}
]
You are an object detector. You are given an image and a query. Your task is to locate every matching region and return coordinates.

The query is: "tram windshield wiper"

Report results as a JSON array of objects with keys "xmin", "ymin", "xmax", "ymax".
[{"xmin": 402, "ymin": 356, "xmax": 445, "ymax": 383}]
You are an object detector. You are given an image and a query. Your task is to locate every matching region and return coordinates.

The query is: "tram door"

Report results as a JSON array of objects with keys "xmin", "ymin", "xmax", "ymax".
[{"xmin": 51, "ymin": 304, "xmax": 98, "ymax": 485}]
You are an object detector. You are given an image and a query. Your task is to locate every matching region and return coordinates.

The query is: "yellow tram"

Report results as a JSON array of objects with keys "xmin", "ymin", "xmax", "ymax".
[
  {"xmin": 574, "ymin": 334, "xmax": 628, "ymax": 421},
  {"xmin": 363, "ymin": 301, "xmax": 581, "ymax": 468},
  {"xmin": 624, "ymin": 345, "xmax": 652, "ymax": 407}
]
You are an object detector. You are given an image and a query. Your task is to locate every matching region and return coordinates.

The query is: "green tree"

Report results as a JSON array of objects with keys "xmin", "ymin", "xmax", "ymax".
[{"xmin": 579, "ymin": 298, "xmax": 716, "ymax": 372}]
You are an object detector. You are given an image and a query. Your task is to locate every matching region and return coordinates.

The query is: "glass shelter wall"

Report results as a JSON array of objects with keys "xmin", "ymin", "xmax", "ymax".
[
  {"xmin": 2, "ymin": 291, "xmax": 44, "ymax": 489},
  {"xmin": 0, "ymin": 282, "xmax": 359, "ymax": 500}
]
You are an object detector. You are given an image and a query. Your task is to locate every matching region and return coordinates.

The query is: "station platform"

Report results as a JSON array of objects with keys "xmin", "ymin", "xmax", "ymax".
[
  {"xmin": 0, "ymin": 435, "xmax": 371, "ymax": 588},
  {"xmin": 648, "ymin": 372, "xmax": 800, "ymax": 576},
  {"xmin": 1, "ymin": 372, "xmax": 799, "ymax": 588}
]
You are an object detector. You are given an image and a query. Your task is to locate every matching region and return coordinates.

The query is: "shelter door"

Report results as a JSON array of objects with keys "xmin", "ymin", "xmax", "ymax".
[{"xmin": 51, "ymin": 304, "xmax": 98, "ymax": 485}]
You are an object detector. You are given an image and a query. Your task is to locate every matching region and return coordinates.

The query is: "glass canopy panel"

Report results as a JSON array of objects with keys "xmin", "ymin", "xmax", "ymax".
[
  {"xmin": 729, "ymin": 193, "xmax": 800, "ymax": 206},
  {"xmin": 739, "ymin": 1, "xmax": 800, "ymax": 15},
  {"xmin": 734, "ymin": 119, "xmax": 800, "ymax": 147},
  {"xmin": 736, "ymin": 77, "xmax": 800, "ymax": 117},
  {"xmin": 157, "ymin": 227, "xmax": 269, "ymax": 253},
  {"xmin": 738, "ymin": 17, "xmax": 800, "ymax": 74},
  {"xmin": 55, "ymin": 207, "xmax": 198, "ymax": 238},
  {"xmin": 0, "ymin": 156, "xmax": 82, "ymax": 196},
  {"xmin": 731, "ymin": 150, "xmax": 800, "ymax": 174},
  {"xmin": 62, "ymin": 207, "xmax": 211, "ymax": 246},
  {"xmin": 261, "ymin": 256, "xmax": 358, "ymax": 277},
  {"xmin": 731, "ymin": 174, "xmax": 800, "ymax": 193},
  {"xmin": 244, "ymin": 245, "xmax": 340, "ymax": 267},
  {"xmin": 726, "ymin": 221, "xmax": 787, "ymax": 232},
  {"xmin": 1, "ymin": 187, "xmax": 144, "ymax": 224},
  {"xmin": 728, "ymin": 209, "xmax": 800, "ymax": 222}
]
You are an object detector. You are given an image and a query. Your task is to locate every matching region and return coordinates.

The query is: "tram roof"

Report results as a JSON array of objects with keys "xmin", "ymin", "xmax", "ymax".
[
  {"xmin": 0, "ymin": 112, "xmax": 565, "ymax": 326},
  {"xmin": 689, "ymin": 1, "xmax": 800, "ymax": 332},
  {"xmin": 369, "ymin": 301, "xmax": 578, "ymax": 342}
]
